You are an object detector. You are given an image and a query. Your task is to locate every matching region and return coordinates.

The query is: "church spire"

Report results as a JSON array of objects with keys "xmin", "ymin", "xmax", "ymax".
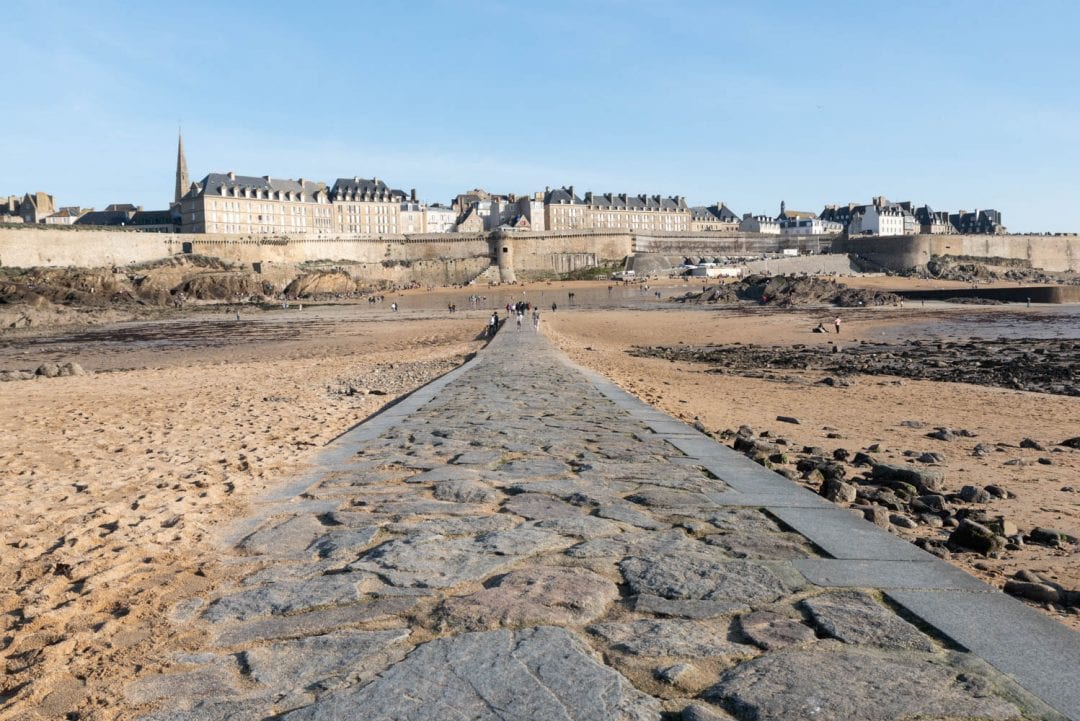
[{"xmin": 174, "ymin": 129, "xmax": 189, "ymax": 205}]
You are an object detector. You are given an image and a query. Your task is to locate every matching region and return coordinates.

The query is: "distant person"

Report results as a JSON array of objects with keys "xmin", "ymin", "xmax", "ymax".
[
  {"xmin": 813, "ymin": 322, "xmax": 828, "ymax": 333},
  {"xmin": 391, "ymin": 302, "xmax": 398, "ymax": 312},
  {"xmin": 834, "ymin": 316, "xmax": 841, "ymax": 334},
  {"xmin": 516, "ymin": 312, "xmax": 522, "ymax": 331},
  {"xmin": 532, "ymin": 310, "xmax": 540, "ymax": 332},
  {"xmin": 489, "ymin": 312, "xmax": 498, "ymax": 337},
  {"xmin": 551, "ymin": 302, "xmax": 557, "ymax": 313}
]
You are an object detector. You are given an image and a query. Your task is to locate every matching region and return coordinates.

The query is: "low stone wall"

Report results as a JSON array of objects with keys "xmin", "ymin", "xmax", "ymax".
[{"xmin": 834, "ymin": 234, "xmax": 1080, "ymax": 273}]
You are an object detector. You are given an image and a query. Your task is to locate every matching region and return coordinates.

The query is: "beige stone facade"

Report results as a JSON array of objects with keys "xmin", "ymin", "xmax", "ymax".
[
  {"xmin": 328, "ymin": 177, "xmax": 408, "ymax": 236},
  {"xmin": 179, "ymin": 173, "xmax": 333, "ymax": 236},
  {"xmin": 542, "ymin": 186, "xmax": 690, "ymax": 232}
]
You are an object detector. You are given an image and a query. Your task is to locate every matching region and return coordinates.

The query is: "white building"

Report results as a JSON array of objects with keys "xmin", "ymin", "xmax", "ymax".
[
  {"xmin": 738, "ymin": 214, "xmax": 781, "ymax": 235},
  {"xmin": 424, "ymin": 204, "xmax": 457, "ymax": 233},
  {"xmin": 780, "ymin": 217, "xmax": 843, "ymax": 236},
  {"xmin": 848, "ymin": 199, "xmax": 907, "ymax": 236}
]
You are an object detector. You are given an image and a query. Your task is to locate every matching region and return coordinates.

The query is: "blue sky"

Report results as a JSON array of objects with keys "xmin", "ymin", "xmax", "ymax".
[{"xmin": 4, "ymin": 0, "xmax": 1078, "ymax": 232}]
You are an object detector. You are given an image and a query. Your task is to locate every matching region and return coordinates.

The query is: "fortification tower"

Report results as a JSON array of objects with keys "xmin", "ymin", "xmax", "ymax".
[{"xmin": 174, "ymin": 130, "xmax": 189, "ymax": 205}]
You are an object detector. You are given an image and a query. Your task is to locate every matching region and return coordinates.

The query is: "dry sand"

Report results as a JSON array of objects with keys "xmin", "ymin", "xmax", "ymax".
[{"xmin": 0, "ymin": 279, "xmax": 1077, "ymax": 719}]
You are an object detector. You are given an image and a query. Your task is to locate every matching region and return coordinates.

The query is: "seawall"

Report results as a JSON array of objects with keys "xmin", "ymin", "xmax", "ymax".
[{"xmin": 834, "ymin": 234, "xmax": 1080, "ymax": 273}]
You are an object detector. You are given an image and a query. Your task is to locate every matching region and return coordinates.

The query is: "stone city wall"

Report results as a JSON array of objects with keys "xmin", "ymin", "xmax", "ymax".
[
  {"xmin": 0, "ymin": 226, "xmax": 184, "ymax": 268},
  {"xmin": 834, "ymin": 233, "xmax": 1080, "ymax": 272},
  {"xmin": 633, "ymin": 232, "xmax": 833, "ymax": 257}
]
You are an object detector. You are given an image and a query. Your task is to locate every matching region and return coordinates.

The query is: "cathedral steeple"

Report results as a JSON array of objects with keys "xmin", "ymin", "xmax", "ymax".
[{"xmin": 174, "ymin": 130, "xmax": 189, "ymax": 205}]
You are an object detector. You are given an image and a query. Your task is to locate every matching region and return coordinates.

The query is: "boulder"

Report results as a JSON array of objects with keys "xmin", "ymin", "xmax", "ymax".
[{"xmin": 948, "ymin": 519, "xmax": 1004, "ymax": 555}]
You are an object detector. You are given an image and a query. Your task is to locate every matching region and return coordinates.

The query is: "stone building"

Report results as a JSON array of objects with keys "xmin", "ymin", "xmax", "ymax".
[
  {"xmin": 950, "ymin": 209, "xmax": 1004, "ymax": 234},
  {"xmin": 738, "ymin": 214, "xmax": 781, "ymax": 235},
  {"xmin": 43, "ymin": 207, "xmax": 88, "ymax": 225},
  {"xmin": 179, "ymin": 172, "xmax": 333, "ymax": 236},
  {"xmin": 689, "ymin": 202, "xmax": 739, "ymax": 232},
  {"xmin": 329, "ymin": 177, "xmax": 409, "ymax": 236},
  {"xmin": 490, "ymin": 193, "xmax": 545, "ymax": 232},
  {"xmin": 543, "ymin": 186, "xmax": 690, "ymax": 232},
  {"xmin": 915, "ymin": 205, "xmax": 953, "ymax": 234},
  {"xmin": 7, "ymin": 191, "xmax": 57, "ymax": 224},
  {"xmin": 425, "ymin": 204, "xmax": 457, "ymax": 233}
]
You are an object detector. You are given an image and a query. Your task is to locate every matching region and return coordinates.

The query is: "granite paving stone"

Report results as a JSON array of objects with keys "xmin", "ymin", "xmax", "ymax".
[
  {"xmin": 800, "ymin": 591, "xmax": 937, "ymax": 652},
  {"xmin": 130, "ymin": 327, "xmax": 1079, "ymax": 721},
  {"xmin": 439, "ymin": 566, "xmax": 619, "ymax": 631}
]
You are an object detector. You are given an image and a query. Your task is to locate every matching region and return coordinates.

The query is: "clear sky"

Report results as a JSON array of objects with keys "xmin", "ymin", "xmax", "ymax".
[{"xmin": 4, "ymin": 0, "xmax": 1078, "ymax": 232}]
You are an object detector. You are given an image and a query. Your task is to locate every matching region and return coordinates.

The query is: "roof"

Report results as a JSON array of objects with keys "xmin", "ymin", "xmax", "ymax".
[
  {"xmin": 191, "ymin": 173, "xmax": 327, "ymax": 198},
  {"xmin": 130, "ymin": 210, "xmax": 178, "ymax": 226},
  {"xmin": 543, "ymin": 186, "xmax": 582, "ymax": 204},
  {"xmin": 330, "ymin": 177, "xmax": 406, "ymax": 200},
  {"xmin": 75, "ymin": 210, "xmax": 135, "ymax": 226},
  {"xmin": 779, "ymin": 209, "xmax": 816, "ymax": 220},
  {"xmin": 690, "ymin": 203, "xmax": 739, "ymax": 222},
  {"xmin": 577, "ymin": 191, "xmax": 688, "ymax": 211}
]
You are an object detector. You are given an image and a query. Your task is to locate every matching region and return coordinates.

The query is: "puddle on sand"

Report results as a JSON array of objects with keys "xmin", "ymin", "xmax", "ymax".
[{"xmin": 877, "ymin": 306, "xmax": 1080, "ymax": 343}]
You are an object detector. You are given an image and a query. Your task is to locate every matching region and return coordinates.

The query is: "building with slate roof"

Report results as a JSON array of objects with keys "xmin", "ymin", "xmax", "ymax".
[
  {"xmin": 950, "ymin": 209, "xmax": 1004, "ymax": 235},
  {"xmin": 689, "ymin": 203, "xmax": 739, "ymax": 232},
  {"xmin": 43, "ymin": 207, "xmax": 88, "ymax": 226},
  {"xmin": 329, "ymin": 177, "xmax": 410, "ymax": 236},
  {"xmin": 738, "ymin": 214, "xmax": 781, "ymax": 235},
  {"xmin": 178, "ymin": 172, "xmax": 333, "ymax": 236},
  {"xmin": 542, "ymin": 186, "xmax": 690, "ymax": 232},
  {"xmin": 75, "ymin": 207, "xmax": 138, "ymax": 227},
  {"xmin": 129, "ymin": 209, "xmax": 180, "ymax": 233},
  {"xmin": 914, "ymin": 205, "xmax": 953, "ymax": 234}
]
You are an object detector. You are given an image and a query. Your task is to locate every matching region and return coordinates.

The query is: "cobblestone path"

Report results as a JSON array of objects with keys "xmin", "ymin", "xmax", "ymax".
[{"xmin": 129, "ymin": 327, "xmax": 1080, "ymax": 720}]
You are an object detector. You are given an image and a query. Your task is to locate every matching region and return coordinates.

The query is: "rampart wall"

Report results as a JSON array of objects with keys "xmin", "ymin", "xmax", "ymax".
[
  {"xmin": 834, "ymin": 234, "xmax": 1080, "ymax": 272},
  {"xmin": 3, "ymin": 226, "xmax": 1076, "ymax": 284}
]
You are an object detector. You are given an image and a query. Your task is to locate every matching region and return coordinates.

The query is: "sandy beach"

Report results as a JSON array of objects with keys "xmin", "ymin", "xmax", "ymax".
[{"xmin": 0, "ymin": 280, "xmax": 1077, "ymax": 719}]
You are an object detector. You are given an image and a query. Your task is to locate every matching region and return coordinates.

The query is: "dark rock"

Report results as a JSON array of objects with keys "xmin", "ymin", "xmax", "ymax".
[
  {"xmin": 776, "ymin": 416, "xmax": 801, "ymax": 425},
  {"xmin": 984, "ymin": 484, "xmax": 1009, "ymax": 499},
  {"xmin": 832, "ymin": 448, "xmax": 850, "ymax": 461},
  {"xmin": 958, "ymin": 485, "xmax": 992, "ymax": 504},
  {"xmin": 916, "ymin": 452, "xmax": 945, "ymax": 464},
  {"xmin": 889, "ymin": 513, "xmax": 918, "ymax": 529},
  {"xmin": 1028, "ymin": 527, "xmax": 1077, "ymax": 546},
  {"xmin": 1059, "ymin": 437, "xmax": 1080, "ymax": 449},
  {"xmin": 948, "ymin": 519, "xmax": 1005, "ymax": 555},
  {"xmin": 912, "ymin": 494, "xmax": 948, "ymax": 513},
  {"xmin": 899, "ymin": 420, "xmax": 925, "ymax": 428},
  {"xmin": 870, "ymin": 463, "xmax": 944, "ymax": 494},
  {"xmin": 1019, "ymin": 438, "xmax": 1045, "ymax": 451},
  {"xmin": 820, "ymin": 478, "xmax": 856, "ymax": 504},
  {"xmin": 1004, "ymin": 580, "xmax": 1061, "ymax": 604}
]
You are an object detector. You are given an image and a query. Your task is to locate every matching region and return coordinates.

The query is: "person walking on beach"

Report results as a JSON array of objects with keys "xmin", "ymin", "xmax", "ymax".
[
  {"xmin": 516, "ymin": 312, "xmax": 522, "ymax": 331},
  {"xmin": 834, "ymin": 316, "xmax": 841, "ymax": 334},
  {"xmin": 532, "ymin": 310, "xmax": 540, "ymax": 332},
  {"xmin": 489, "ymin": 312, "xmax": 498, "ymax": 337},
  {"xmin": 551, "ymin": 302, "xmax": 557, "ymax": 313}
]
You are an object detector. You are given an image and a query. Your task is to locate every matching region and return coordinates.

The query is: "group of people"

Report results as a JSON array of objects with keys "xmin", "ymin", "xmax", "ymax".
[{"xmin": 813, "ymin": 317, "xmax": 843, "ymax": 334}]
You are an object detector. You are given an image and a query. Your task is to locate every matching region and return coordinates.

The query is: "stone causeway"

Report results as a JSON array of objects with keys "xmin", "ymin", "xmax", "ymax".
[{"xmin": 128, "ymin": 325, "xmax": 1080, "ymax": 720}]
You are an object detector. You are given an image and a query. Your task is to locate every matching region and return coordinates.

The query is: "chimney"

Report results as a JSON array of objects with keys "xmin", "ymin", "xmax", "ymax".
[
  {"xmin": 568, "ymin": 185, "xmax": 575, "ymax": 199},
  {"xmin": 263, "ymin": 175, "xmax": 270, "ymax": 181},
  {"xmin": 299, "ymin": 177, "xmax": 306, "ymax": 187},
  {"xmin": 411, "ymin": 188, "xmax": 417, "ymax": 202},
  {"xmin": 227, "ymin": 171, "xmax": 236, "ymax": 181}
]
